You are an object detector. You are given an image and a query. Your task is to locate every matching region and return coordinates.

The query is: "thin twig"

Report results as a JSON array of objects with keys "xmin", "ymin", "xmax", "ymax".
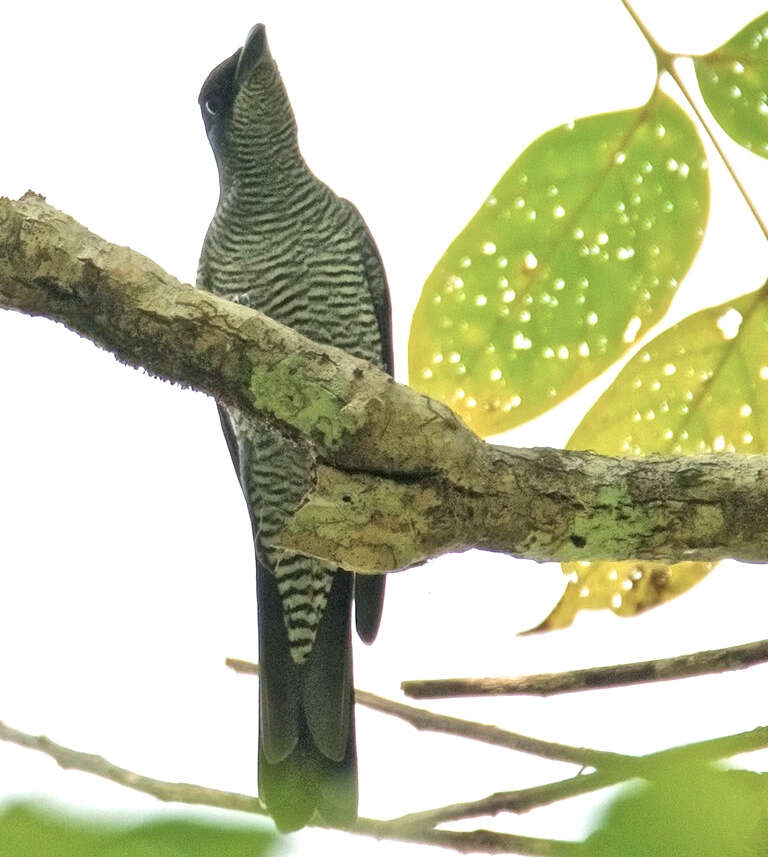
[
  {"xmin": 2, "ymin": 715, "xmax": 766, "ymax": 848},
  {"xmin": 0, "ymin": 720, "xmax": 264, "ymax": 815},
  {"xmin": 401, "ymin": 637, "xmax": 768, "ymax": 699},
  {"xmin": 387, "ymin": 724, "xmax": 768, "ymax": 830},
  {"xmin": 388, "ymin": 774, "xmax": 608, "ymax": 831},
  {"xmin": 226, "ymin": 656, "xmax": 768, "ymax": 827},
  {"xmin": 226, "ymin": 657, "xmax": 625, "ymax": 769},
  {"xmin": 353, "ymin": 818, "xmax": 583, "ymax": 857},
  {"xmin": 0, "ymin": 719, "xmax": 579, "ymax": 856}
]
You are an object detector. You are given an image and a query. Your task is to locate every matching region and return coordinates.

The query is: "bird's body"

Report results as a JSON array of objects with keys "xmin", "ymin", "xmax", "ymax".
[{"xmin": 197, "ymin": 25, "xmax": 392, "ymax": 831}]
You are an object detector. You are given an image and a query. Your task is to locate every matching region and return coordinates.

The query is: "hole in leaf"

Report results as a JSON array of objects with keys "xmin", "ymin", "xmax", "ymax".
[{"xmin": 716, "ymin": 308, "xmax": 743, "ymax": 339}]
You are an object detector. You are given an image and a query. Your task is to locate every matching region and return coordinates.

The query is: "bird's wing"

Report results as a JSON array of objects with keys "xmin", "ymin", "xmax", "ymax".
[
  {"xmin": 345, "ymin": 206, "xmax": 392, "ymax": 643},
  {"xmin": 216, "ymin": 403, "xmax": 241, "ymax": 476},
  {"xmin": 358, "ymin": 213, "xmax": 394, "ymax": 377}
]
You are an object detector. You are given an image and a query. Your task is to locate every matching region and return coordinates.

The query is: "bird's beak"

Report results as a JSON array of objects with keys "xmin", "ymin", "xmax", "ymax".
[{"xmin": 235, "ymin": 24, "xmax": 270, "ymax": 83}]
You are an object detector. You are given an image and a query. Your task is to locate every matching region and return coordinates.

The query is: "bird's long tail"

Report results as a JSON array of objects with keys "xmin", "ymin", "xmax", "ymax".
[{"xmin": 256, "ymin": 560, "xmax": 357, "ymax": 832}]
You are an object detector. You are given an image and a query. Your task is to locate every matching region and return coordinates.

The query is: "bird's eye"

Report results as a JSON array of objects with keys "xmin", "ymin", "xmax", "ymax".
[{"xmin": 205, "ymin": 98, "xmax": 220, "ymax": 116}]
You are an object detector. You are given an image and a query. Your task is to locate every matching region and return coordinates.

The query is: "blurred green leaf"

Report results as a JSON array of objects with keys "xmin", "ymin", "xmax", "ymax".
[
  {"xmin": 536, "ymin": 284, "xmax": 768, "ymax": 631},
  {"xmin": 586, "ymin": 765, "xmax": 768, "ymax": 857},
  {"xmin": 0, "ymin": 802, "xmax": 276, "ymax": 857},
  {"xmin": 695, "ymin": 11, "xmax": 768, "ymax": 158},
  {"xmin": 409, "ymin": 90, "xmax": 708, "ymax": 437}
]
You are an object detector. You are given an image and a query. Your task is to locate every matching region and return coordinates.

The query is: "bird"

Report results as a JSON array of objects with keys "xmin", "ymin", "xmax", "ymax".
[{"xmin": 196, "ymin": 24, "xmax": 393, "ymax": 832}]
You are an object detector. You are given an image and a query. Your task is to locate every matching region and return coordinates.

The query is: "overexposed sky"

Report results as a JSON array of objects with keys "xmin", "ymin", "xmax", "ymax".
[{"xmin": 1, "ymin": 2, "xmax": 767, "ymax": 855}]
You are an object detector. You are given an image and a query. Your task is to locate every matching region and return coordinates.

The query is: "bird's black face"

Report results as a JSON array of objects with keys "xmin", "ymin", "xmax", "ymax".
[
  {"xmin": 198, "ymin": 49, "xmax": 240, "ymax": 145},
  {"xmin": 199, "ymin": 24, "xmax": 284, "ymax": 180}
]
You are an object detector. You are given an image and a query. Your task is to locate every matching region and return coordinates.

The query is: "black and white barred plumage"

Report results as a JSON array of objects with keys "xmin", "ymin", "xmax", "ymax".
[{"xmin": 196, "ymin": 25, "xmax": 392, "ymax": 831}]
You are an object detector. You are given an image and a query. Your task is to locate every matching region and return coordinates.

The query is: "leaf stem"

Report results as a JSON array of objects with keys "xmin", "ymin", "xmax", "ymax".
[
  {"xmin": 620, "ymin": 0, "xmax": 768, "ymax": 240},
  {"xmin": 665, "ymin": 61, "xmax": 768, "ymax": 240},
  {"xmin": 619, "ymin": 0, "xmax": 672, "ymax": 73}
]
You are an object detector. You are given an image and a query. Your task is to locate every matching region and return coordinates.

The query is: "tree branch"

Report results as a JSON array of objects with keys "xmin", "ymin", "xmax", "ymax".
[
  {"xmin": 225, "ymin": 657, "xmax": 626, "ymax": 769},
  {"xmin": 3, "ymin": 715, "xmax": 765, "ymax": 853},
  {"xmin": 385, "ymin": 724, "xmax": 768, "ymax": 829},
  {"xmin": 401, "ymin": 637, "xmax": 768, "ymax": 699},
  {"xmin": 3, "ymin": 192, "xmax": 768, "ymax": 572},
  {"xmin": 0, "ymin": 719, "xmax": 263, "ymax": 814},
  {"xmin": 230, "ymin": 655, "xmax": 768, "ymax": 831},
  {"xmin": 0, "ymin": 719, "xmax": 580, "ymax": 855}
]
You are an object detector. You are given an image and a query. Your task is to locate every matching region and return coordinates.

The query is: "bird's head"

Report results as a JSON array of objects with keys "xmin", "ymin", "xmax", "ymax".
[{"xmin": 199, "ymin": 24, "xmax": 296, "ymax": 186}]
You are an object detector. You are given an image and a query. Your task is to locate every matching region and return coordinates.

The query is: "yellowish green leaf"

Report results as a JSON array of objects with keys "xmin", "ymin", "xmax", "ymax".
[
  {"xmin": 409, "ymin": 91, "xmax": 708, "ymax": 437},
  {"xmin": 695, "ymin": 11, "xmax": 768, "ymax": 158},
  {"xmin": 569, "ymin": 287, "xmax": 768, "ymax": 454},
  {"xmin": 536, "ymin": 285, "xmax": 768, "ymax": 631},
  {"xmin": 527, "ymin": 560, "xmax": 713, "ymax": 633}
]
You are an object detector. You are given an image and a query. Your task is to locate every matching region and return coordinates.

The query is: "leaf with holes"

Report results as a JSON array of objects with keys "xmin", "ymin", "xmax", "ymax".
[
  {"xmin": 409, "ymin": 90, "xmax": 709, "ymax": 437},
  {"xmin": 526, "ymin": 561, "xmax": 713, "ymax": 633},
  {"xmin": 570, "ymin": 287, "xmax": 768, "ymax": 454},
  {"xmin": 695, "ymin": 11, "xmax": 768, "ymax": 158},
  {"xmin": 532, "ymin": 285, "xmax": 768, "ymax": 632}
]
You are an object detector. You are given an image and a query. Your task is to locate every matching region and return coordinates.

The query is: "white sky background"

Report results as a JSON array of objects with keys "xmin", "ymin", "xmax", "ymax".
[{"xmin": 1, "ymin": 2, "xmax": 767, "ymax": 855}]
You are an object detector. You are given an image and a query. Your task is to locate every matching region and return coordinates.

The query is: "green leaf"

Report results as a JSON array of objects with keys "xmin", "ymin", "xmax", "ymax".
[
  {"xmin": 0, "ymin": 802, "xmax": 276, "ymax": 857},
  {"xmin": 409, "ymin": 91, "xmax": 709, "ymax": 437},
  {"xmin": 586, "ymin": 765, "xmax": 768, "ymax": 857},
  {"xmin": 695, "ymin": 11, "xmax": 768, "ymax": 158},
  {"xmin": 569, "ymin": 285, "xmax": 768, "ymax": 455},
  {"xmin": 540, "ymin": 284, "xmax": 768, "ymax": 631}
]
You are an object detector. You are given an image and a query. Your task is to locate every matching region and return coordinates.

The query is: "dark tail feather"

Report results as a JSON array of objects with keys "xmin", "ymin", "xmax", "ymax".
[
  {"xmin": 256, "ymin": 562, "xmax": 358, "ymax": 832},
  {"xmin": 217, "ymin": 404, "xmax": 361, "ymax": 830},
  {"xmin": 354, "ymin": 574, "xmax": 386, "ymax": 644},
  {"xmin": 258, "ymin": 705, "xmax": 357, "ymax": 832}
]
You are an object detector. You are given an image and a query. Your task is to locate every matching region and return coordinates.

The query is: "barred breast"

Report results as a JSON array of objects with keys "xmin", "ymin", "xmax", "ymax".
[{"xmin": 200, "ymin": 176, "xmax": 384, "ymax": 663}]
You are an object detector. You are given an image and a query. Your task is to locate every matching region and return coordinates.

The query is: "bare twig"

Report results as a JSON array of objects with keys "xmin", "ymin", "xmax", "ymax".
[
  {"xmin": 387, "ymin": 724, "xmax": 768, "ymax": 829},
  {"xmin": 0, "ymin": 719, "xmax": 578, "ymax": 855},
  {"xmin": 3, "ymin": 194, "xmax": 768, "ymax": 573},
  {"xmin": 0, "ymin": 720, "xmax": 263, "ymax": 815},
  {"xmin": 389, "ymin": 774, "xmax": 608, "ymax": 830},
  {"xmin": 227, "ymin": 655, "xmax": 768, "ymax": 829},
  {"xmin": 401, "ymin": 637, "xmax": 768, "ymax": 699},
  {"xmin": 354, "ymin": 819, "xmax": 582, "ymax": 857},
  {"xmin": 226, "ymin": 657, "xmax": 626, "ymax": 769},
  {"xmin": 2, "ymin": 713, "xmax": 766, "ymax": 851}
]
